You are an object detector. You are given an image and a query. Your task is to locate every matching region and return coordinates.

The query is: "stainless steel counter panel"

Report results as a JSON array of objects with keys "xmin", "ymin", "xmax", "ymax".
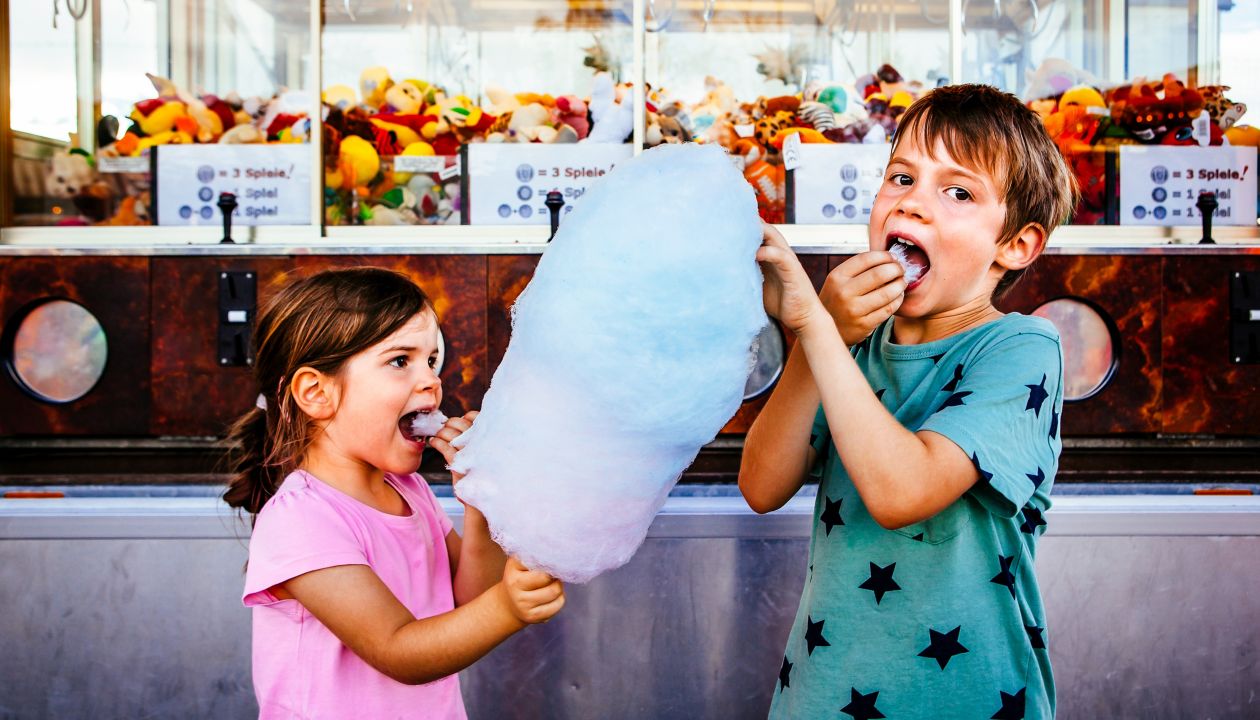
[{"xmin": 1, "ymin": 488, "xmax": 1258, "ymax": 719}]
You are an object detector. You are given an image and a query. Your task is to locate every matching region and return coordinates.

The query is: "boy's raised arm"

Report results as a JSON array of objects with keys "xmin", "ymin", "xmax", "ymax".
[{"xmin": 738, "ymin": 343, "xmax": 821, "ymax": 513}]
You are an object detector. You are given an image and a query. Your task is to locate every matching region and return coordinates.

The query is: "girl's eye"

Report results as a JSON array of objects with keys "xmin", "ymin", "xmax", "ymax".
[
  {"xmin": 428, "ymin": 355, "xmax": 439, "ymax": 369},
  {"xmin": 388, "ymin": 355, "xmax": 409, "ymax": 369},
  {"xmin": 946, "ymin": 187, "xmax": 973, "ymax": 202}
]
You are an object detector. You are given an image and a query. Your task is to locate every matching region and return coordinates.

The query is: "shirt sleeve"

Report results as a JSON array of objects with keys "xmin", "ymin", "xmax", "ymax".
[
  {"xmin": 242, "ymin": 488, "xmax": 368, "ymax": 607},
  {"xmin": 919, "ymin": 329, "xmax": 1063, "ymax": 518}
]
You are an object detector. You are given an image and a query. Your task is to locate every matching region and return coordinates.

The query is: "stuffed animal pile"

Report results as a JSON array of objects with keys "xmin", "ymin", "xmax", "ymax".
[
  {"xmin": 47, "ymin": 72, "xmax": 310, "ymax": 226},
  {"xmin": 645, "ymin": 63, "xmax": 927, "ymax": 222},
  {"xmin": 321, "ymin": 68, "xmax": 634, "ymax": 226},
  {"xmin": 1025, "ymin": 60, "xmax": 1254, "ymax": 224}
]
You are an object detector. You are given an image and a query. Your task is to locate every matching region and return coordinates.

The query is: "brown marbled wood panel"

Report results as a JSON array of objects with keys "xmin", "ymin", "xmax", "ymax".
[
  {"xmin": 999, "ymin": 255, "xmax": 1163, "ymax": 435},
  {"xmin": 151, "ymin": 255, "xmax": 488, "ymax": 436},
  {"xmin": 1162, "ymin": 254, "xmax": 1260, "ymax": 435},
  {"xmin": 487, "ymin": 255, "xmax": 541, "ymax": 375},
  {"xmin": 722, "ymin": 255, "xmax": 831, "ymax": 434},
  {"xmin": 0, "ymin": 256, "xmax": 150, "ymax": 435}
]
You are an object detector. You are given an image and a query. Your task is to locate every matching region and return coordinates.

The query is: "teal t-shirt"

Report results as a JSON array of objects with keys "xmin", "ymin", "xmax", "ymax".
[{"xmin": 768, "ymin": 313, "xmax": 1063, "ymax": 720}]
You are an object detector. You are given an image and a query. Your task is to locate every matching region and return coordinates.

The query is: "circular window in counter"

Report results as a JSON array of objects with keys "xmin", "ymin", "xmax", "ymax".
[
  {"xmin": 1031, "ymin": 297, "xmax": 1119, "ymax": 402},
  {"xmin": 3, "ymin": 299, "xmax": 108, "ymax": 404},
  {"xmin": 744, "ymin": 321, "xmax": 786, "ymax": 402}
]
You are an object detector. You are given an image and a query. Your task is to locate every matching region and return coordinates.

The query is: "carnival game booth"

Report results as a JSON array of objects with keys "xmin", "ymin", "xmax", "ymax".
[{"xmin": 2, "ymin": 1, "xmax": 1259, "ymax": 717}]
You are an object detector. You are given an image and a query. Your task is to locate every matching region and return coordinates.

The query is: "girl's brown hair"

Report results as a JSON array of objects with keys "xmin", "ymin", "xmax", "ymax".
[
  {"xmin": 223, "ymin": 267, "xmax": 431, "ymax": 518},
  {"xmin": 891, "ymin": 84, "xmax": 1079, "ymax": 299}
]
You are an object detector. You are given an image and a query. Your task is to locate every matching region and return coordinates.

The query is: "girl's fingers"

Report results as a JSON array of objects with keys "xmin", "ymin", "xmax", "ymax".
[
  {"xmin": 529, "ymin": 593, "xmax": 566, "ymax": 621},
  {"xmin": 761, "ymin": 223, "xmax": 791, "ymax": 249}
]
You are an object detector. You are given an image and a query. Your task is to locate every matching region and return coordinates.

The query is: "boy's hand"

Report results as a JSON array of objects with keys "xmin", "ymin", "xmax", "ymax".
[
  {"xmin": 429, "ymin": 411, "xmax": 478, "ymax": 483},
  {"xmin": 757, "ymin": 224, "xmax": 825, "ymax": 334},
  {"xmin": 500, "ymin": 557, "xmax": 565, "ymax": 625},
  {"xmin": 820, "ymin": 252, "xmax": 906, "ymax": 346}
]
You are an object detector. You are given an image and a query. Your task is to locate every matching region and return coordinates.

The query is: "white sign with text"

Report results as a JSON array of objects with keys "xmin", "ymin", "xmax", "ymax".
[
  {"xmin": 466, "ymin": 144, "xmax": 633, "ymax": 225},
  {"xmin": 155, "ymin": 144, "xmax": 311, "ymax": 226},
  {"xmin": 1119, "ymin": 146, "xmax": 1257, "ymax": 226},
  {"xmin": 790, "ymin": 144, "xmax": 890, "ymax": 224}
]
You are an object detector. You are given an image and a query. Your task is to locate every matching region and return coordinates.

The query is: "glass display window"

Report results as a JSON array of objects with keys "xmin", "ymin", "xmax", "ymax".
[
  {"xmin": 5, "ymin": 0, "xmax": 316, "ymax": 231},
  {"xmin": 321, "ymin": 1, "xmax": 635, "ymax": 228}
]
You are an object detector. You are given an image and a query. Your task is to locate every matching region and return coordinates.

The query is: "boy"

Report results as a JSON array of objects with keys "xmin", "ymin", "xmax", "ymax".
[{"xmin": 745, "ymin": 84, "xmax": 1076, "ymax": 719}]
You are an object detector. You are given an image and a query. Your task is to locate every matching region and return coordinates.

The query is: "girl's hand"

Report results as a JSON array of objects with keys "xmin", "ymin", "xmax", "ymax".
[
  {"xmin": 819, "ymin": 252, "xmax": 906, "ymax": 346},
  {"xmin": 757, "ymin": 224, "xmax": 824, "ymax": 335},
  {"xmin": 429, "ymin": 411, "xmax": 478, "ymax": 483},
  {"xmin": 500, "ymin": 557, "xmax": 565, "ymax": 625}
]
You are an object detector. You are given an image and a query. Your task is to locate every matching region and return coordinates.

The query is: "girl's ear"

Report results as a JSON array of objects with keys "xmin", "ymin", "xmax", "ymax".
[
  {"xmin": 290, "ymin": 367, "xmax": 337, "ymax": 420},
  {"xmin": 996, "ymin": 222, "xmax": 1047, "ymax": 272}
]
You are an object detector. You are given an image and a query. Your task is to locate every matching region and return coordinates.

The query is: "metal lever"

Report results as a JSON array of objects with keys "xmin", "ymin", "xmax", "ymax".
[
  {"xmin": 218, "ymin": 192, "xmax": 239, "ymax": 244},
  {"xmin": 1196, "ymin": 192, "xmax": 1217, "ymax": 245},
  {"xmin": 545, "ymin": 190, "xmax": 565, "ymax": 242}
]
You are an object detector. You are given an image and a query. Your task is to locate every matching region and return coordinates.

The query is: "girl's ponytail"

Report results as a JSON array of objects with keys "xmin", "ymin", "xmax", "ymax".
[{"xmin": 222, "ymin": 404, "xmax": 283, "ymax": 518}]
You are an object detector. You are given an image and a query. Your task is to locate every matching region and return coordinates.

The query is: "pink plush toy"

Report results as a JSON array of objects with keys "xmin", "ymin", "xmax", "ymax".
[{"xmin": 556, "ymin": 95, "xmax": 590, "ymax": 140}]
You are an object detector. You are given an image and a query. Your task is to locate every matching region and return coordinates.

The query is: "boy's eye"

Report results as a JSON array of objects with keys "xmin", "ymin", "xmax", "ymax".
[
  {"xmin": 946, "ymin": 187, "xmax": 972, "ymax": 202},
  {"xmin": 890, "ymin": 173, "xmax": 913, "ymax": 186},
  {"xmin": 388, "ymin": 355, "xmax": 409, "ymax": 368}
]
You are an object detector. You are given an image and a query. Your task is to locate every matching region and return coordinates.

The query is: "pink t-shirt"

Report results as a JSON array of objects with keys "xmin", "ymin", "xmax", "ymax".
[{"xmin": 243, "ymin": 469, "xmax": 467, "ymax": 720}]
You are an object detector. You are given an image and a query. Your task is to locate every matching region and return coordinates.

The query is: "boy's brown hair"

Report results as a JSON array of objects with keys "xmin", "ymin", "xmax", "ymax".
[{"xmin": 891, "ymin": 84, "xmax": 1078, "ymax": 299}]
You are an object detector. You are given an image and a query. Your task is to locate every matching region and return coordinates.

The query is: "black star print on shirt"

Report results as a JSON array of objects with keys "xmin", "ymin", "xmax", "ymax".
[
  {"xmin": 929, "ymin": 352, "xmax": 946, "ymax": 364},
  {"xmin": 858, "ymin": 562, "xmax": 901, "ymax": 604},
  {"xmin": 938, "ymin": 391, "xmax": 972, "ymax": 412},
  {"xmin": 991, "ymin": 687, "xmax": 1027, "ymax": 719},
  {"xmin": 1025, "ymin": 625, "xmax": 1046, "ymax": 650},
  {"xmin": 942, "ymin": 363, "xmax": 965, "ymax": 392},
  {"xmin": 840, "ymin": 688, "xmax": 886, "ymax": 720},
  {"xmin": 1025, "ymin": 467, "xmax": 1045, "ymax": 489},
  {"xmin": 875, "ymin": 388, "xmax": 886, "ymax": 402},
  {"xmin": 820, "ymin": 496, "xmax": 845, "ymax": 536},
  {"xmin": 990, "ymin": 555, "xmax": 1017, "ymax": 597},
  {"xmin": 1025, "ymin": 374, "xmax": 1049, "ymax": 416},
  {"xmin": 971, "ymin": 453, "xmax": 994, "ymax": 485},
  {"xmin": 1020, "ymin": 507, "xmax": 1047, "ymax": 535},
  {"xmin": 805, "ymin": 615, "xmax": 831, "ymax": 655},
  {"xmin": 778, "ymin": 655, "xmax": 792, "ymax": 692},
  {"xmin": 1049, "ymin": 407, "xmax": 1060, "ymax": 439},
  {"xmin": 917, "ymin": 626, "xmax": 969, "ymax": 669}
]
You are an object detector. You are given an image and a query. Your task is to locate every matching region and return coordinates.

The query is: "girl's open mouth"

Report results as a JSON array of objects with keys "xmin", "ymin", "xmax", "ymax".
[
  {"xmin": 887, "ymin": 234, "xmax": 930, "ymax": 292},
  {"xmin": 400, "ymin": 409, "xmax": 447, "ymax": 445}
]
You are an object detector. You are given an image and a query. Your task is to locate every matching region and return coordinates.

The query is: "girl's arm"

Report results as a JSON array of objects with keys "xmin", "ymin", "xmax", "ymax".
[
  {"xmin": 278, "ymin": 557, "xmax": 562, "ymax": 686},
  {"xmin": 757, "ymin": 228, "xmax": 979, "ymax": 529},
  {"xmin": 430, "ymin": 412, "xmax": 508, "ymax": 605}
]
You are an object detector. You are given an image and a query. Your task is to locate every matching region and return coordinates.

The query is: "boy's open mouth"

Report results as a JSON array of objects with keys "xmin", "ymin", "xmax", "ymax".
[
  {"xmin": 887, "ymin": 233, "xmax": 930, "ymax": 291},
  {"xmin": 399, "ymin": 409, "xmax": 447, "ymax": 444}
]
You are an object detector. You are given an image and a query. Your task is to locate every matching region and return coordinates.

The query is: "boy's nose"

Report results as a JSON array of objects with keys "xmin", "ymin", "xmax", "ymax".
[{"xmin": 894, "ymin": 189, "xmax": 930, "ymax": 220}]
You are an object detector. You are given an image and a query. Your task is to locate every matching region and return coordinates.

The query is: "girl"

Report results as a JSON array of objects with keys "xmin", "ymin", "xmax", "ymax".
[{"xmin": 224, "ymin": 267, "xmax": 564, "ymax": 720}]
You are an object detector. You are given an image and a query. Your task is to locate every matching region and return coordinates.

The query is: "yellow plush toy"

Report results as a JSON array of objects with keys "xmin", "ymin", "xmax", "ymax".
[
  {"xmin": 338, "ymin": 135, "xmax": 381, "ymax": 189},
  {"xmin": 323, "ymin": 84, "xmax": 358, "ymax": 111}
]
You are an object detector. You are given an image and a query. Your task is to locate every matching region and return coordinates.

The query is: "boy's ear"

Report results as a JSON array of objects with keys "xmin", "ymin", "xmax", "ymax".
[
  {"xmin": 290, "ymin": 367, "xmax": 338, "ymax": 420},
  {"xmin": 996, "ymin": 223, "xmax": 1047, "ymax": 272}
]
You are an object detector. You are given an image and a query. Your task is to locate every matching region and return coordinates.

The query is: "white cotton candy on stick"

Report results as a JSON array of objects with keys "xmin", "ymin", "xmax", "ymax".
[
  {"xmin": 410, "ymin": 410, "xmax": 449, "ymax": 438},
  {"xmin": 450, "ymin": 143, "xmax": 766, "ymax": 583},
  {"xmin": 888, "ymin": 242, "xmax": 925, "ymax": 284}
]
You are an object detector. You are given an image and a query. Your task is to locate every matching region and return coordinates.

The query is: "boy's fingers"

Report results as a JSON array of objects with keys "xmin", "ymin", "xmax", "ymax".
[
  {"xmin": 836, "ymin": 250, "xmax": 900, "ymax": 280},
  {"xmin": 838, "ymin": 262, "xmax": 905, "ymax": 298},
  {"xmin": 761, "ymin": 223, "xmax": 791, "ymax": 249}
]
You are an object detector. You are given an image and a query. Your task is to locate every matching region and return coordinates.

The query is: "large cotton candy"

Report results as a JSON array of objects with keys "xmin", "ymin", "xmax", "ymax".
[{"xmin": 450, "ymin": 143, "xmax": 766, "ymax": 583}]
